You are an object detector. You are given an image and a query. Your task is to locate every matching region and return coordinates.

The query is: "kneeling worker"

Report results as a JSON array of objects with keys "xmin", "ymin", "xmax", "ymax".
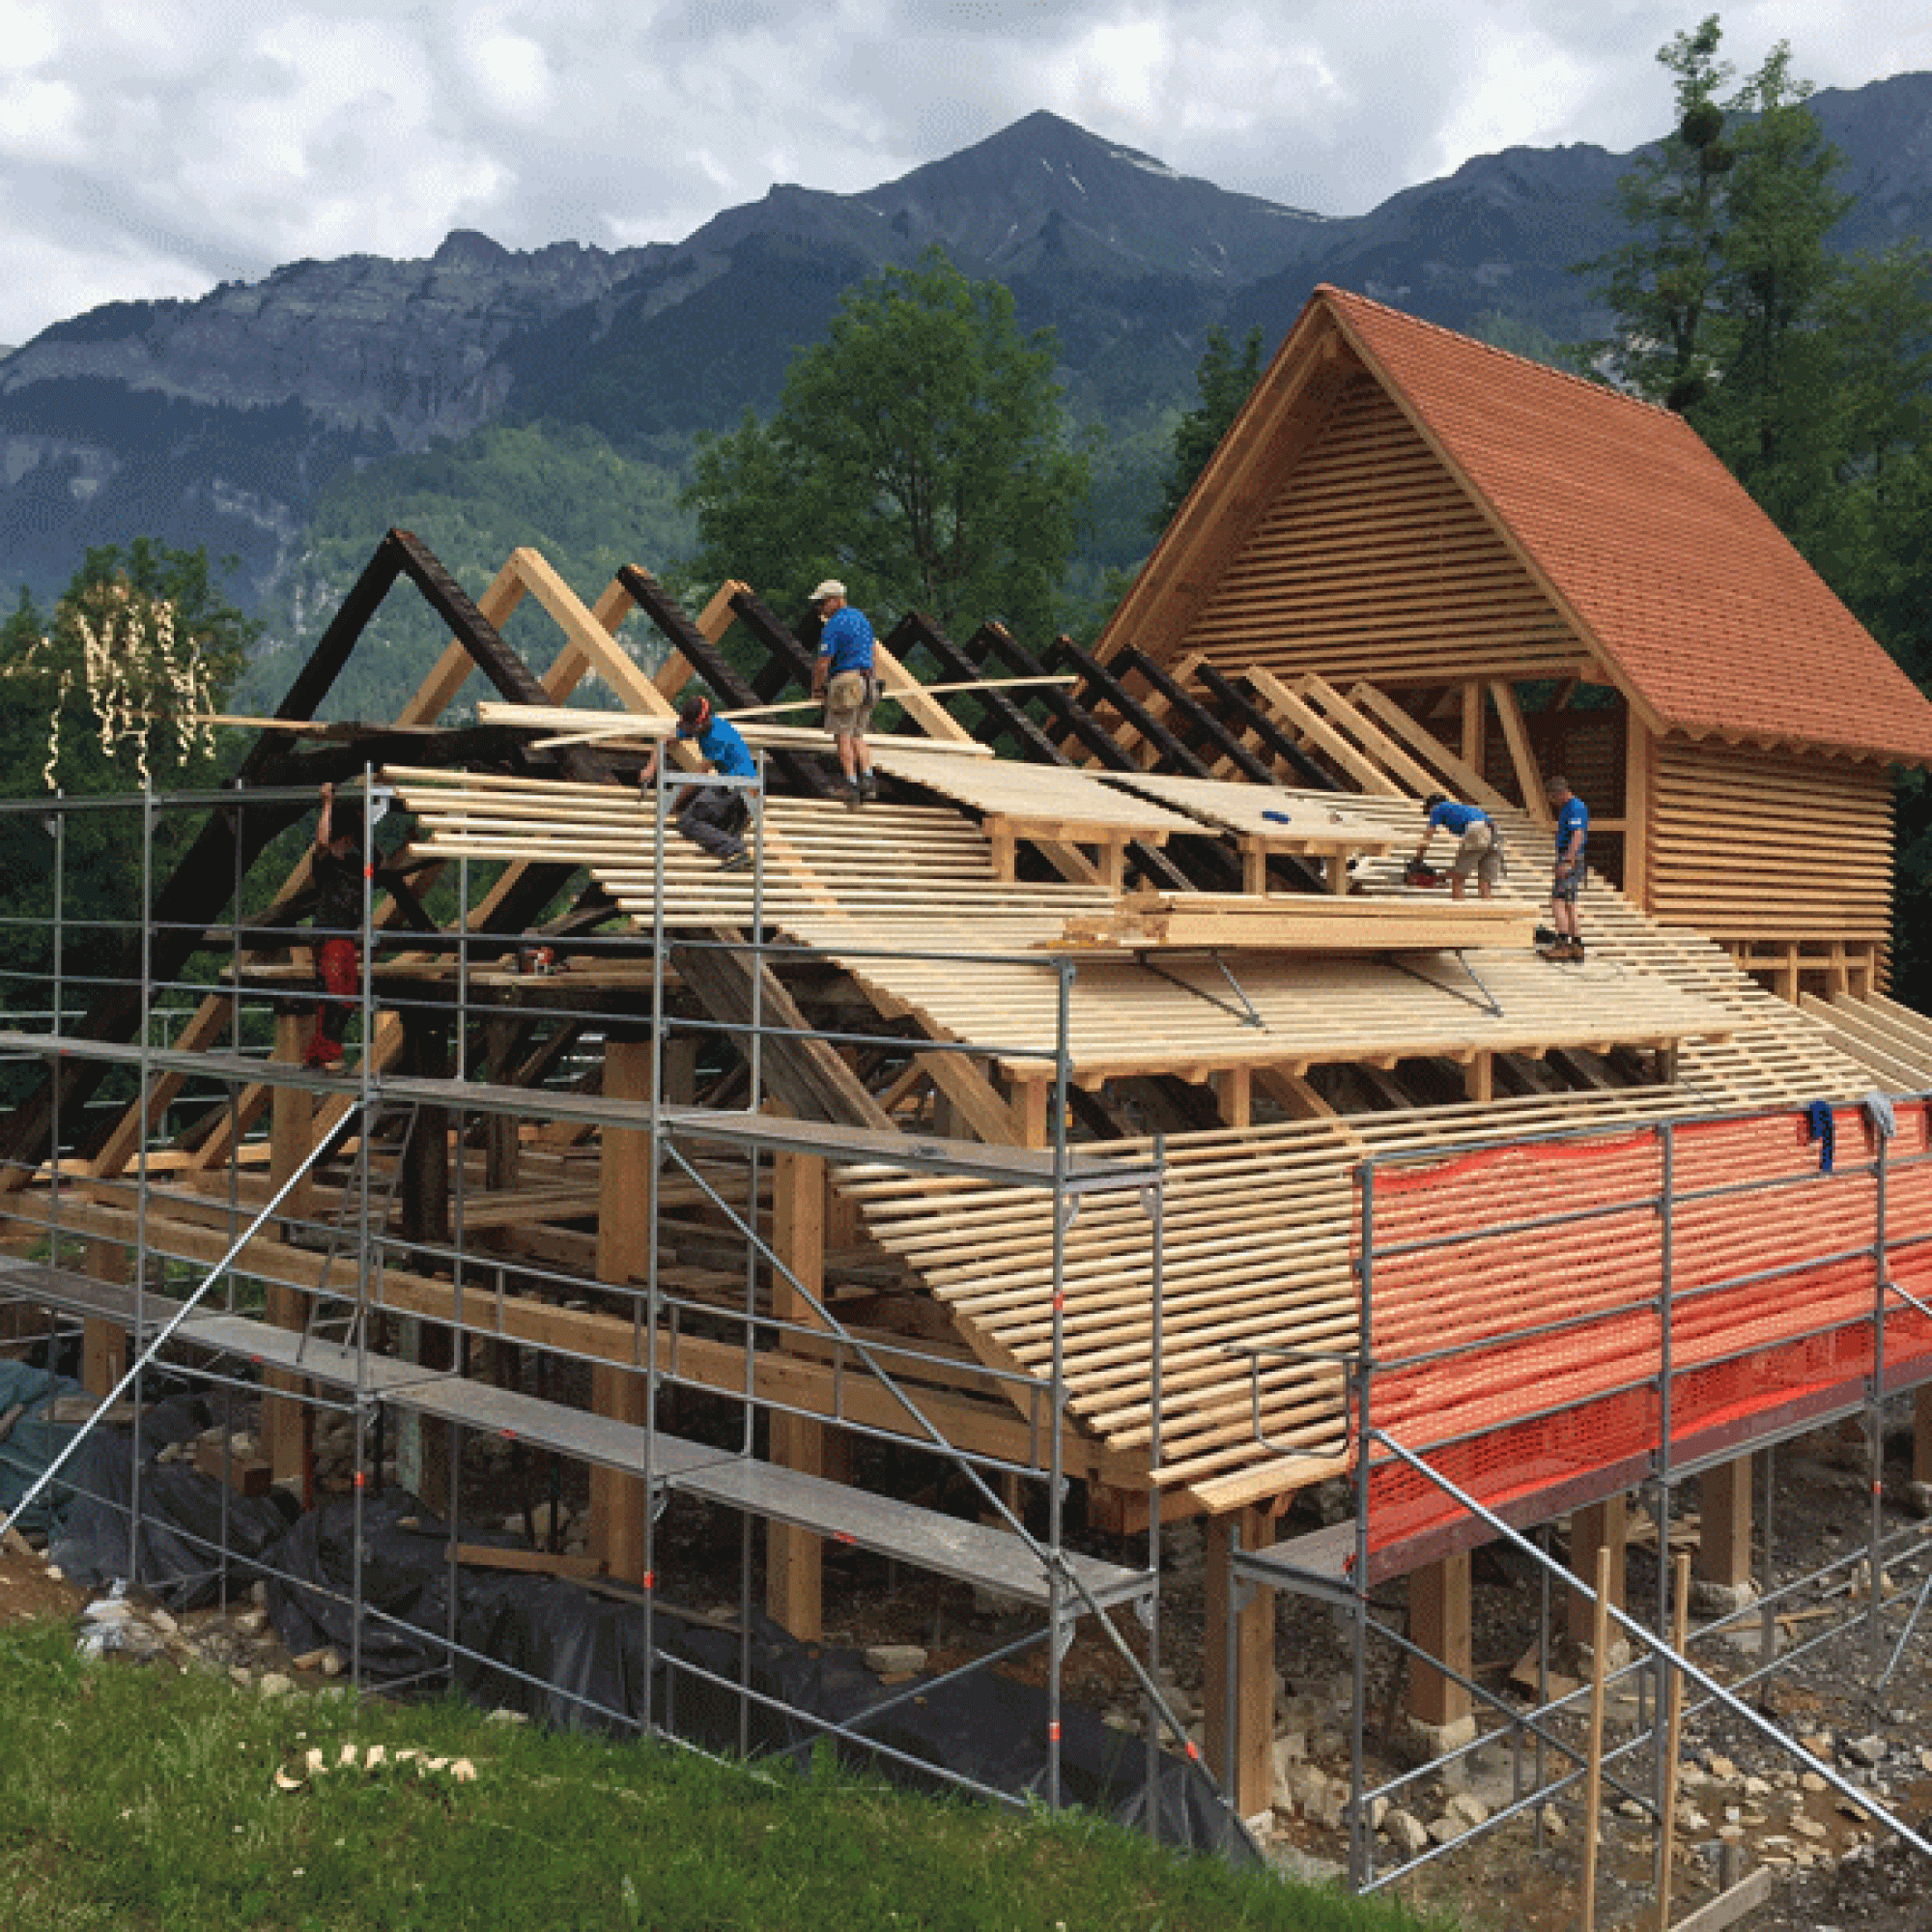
[
  {"xmin": 639, "ymin": 694, "xmax": 757, "ymax": 872},
  {"xmin": 1414, "ymin": 793, "xmax": 1500, "ymax": 900}
]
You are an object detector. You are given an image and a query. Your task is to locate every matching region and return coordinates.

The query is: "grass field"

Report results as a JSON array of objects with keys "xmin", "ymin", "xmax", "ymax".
[{"xmin": 0, "ymin": 1620, "xmax": 1461, "ymax": 1931}]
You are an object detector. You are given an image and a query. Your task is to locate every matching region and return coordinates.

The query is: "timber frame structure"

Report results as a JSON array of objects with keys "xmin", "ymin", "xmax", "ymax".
[{"xmin": 9, "ymin": 288, "xmax": 1932, "ymax": 1905}]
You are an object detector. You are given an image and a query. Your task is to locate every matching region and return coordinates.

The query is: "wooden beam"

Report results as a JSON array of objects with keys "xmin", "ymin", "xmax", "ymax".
[
  {"xmin": 1204, "ymin": 1504, "xmax": 1275, "ymax": 1816},
  {"xmin": 1343, "ymin": 681, "xmax": 1512, "ymax": 811},
  {"xmin": 1245, "ymin": 668, "xmax": 1404, "ymax": 796},
  {"xmin": 1487, "ymin": 680, "xmax": 1551, "ymax": 827},
  {"xmin": 589, "ymin": 1037, "xmax": 652, "ymax": 1585},
  {"xmin": 914, "ymin": 1051, "xmax": 1022, "ymax": 1147},
  {"xmin": 1623, "ymin": 705, "xmax": 1652, "ymax": 910},
  {"xmin": 1461, "ymin": 681, "xmax": 1487, "ymax": 779},
  {"xmin": 1568, "ymin": 1495, "xmax": 1628, "ymax": 1647},
  {"xmin": 768, "ymin": 1145, "xmax": 829, "ymax": 1639},
  {"xmin": 1409, "ymin": 1548, "xmax": 1473, "ymax": 1732},
  {"xmin": 1696, "ymin": 1456, "xmax": 1752, "ymax": 1593}
]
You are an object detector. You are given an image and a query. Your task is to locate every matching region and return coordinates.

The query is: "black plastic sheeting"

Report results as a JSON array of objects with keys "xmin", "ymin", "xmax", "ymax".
[
  {"xmin": 45, "ymin": 1457, "xmax": 1254, "ymax": 1864},
  {"xmin": 0, "ymin": 1360, "xmax": 87, "ymax": 1539},
  {"xmin": 49, "ymin": 1398, "xmax": 296, "ymax": 1607},
  {"xmin": 274, "ymin": 1495, "xmax": 1255, "ymax": 1864}
]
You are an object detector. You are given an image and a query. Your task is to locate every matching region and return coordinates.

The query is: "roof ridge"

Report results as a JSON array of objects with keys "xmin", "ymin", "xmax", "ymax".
[{"xmin": 1313, "ymin": 282, "xmax": 1685, "ymax": 423}]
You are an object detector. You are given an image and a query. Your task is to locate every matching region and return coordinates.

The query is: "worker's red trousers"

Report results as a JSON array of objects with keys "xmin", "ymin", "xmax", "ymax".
[{"xmin": 307, "ymin": 937, "xmax": 359, "ymax": 1065}]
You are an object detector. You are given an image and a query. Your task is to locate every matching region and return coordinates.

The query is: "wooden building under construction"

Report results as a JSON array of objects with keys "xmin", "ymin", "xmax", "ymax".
[{"xmin": 6, "ymin": 285, "xmax": 1932, "ymax": 1865}]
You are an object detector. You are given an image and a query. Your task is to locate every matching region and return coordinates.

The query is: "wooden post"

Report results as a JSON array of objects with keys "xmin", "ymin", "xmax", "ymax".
[
  {"xmin": 1010, "ymin": 1076, "xmax": 1051, "ymax": 1149},
  {"xmin": 1696, "ymin": 1456, "xmax": 1752, "ymax": 1595},
  {"xmin": 1463, "ymin": 1052, "xmax": 1493, "ymax": 1103},
  {"xmin": 1569, "ymin": 1495, "xmax": 1628, "ymax": 1647},
  {"xmin": 1203, "ymin": 1504, "xmax": 1274, "ymax": 1818},
  {"xmin": 1408, "ymin": 1549, "xmax": 1473, "ymax": 1735},
  {"xmin": 81, "ymin": 1236, "xmax": 128, "ymax": 1396},
  {"xmin": 1917, "ymin": 1387, "xmax": 1932, "ymax": 1492},
  {"xmin": 1461, "ymin": 682, "xmax": 1487, "ymax": 776},
  {"xmin": 767, "ymin": 1147, "xmax": 828, "ymax": 1639},
  {"xmin": 589, "ymin": 1037, "xmax": 653, "ymax": 1583},
  {"xmin": 1212, "ymin": 1067, "xmax": 1252, "ymax": 1130},
  {"xmin": 263, "ymin": 1008, "xmax": 314, "ymax": 1486},
  {"xmin": 395, "ymin": 1011, "xmax": 453, "ymax": 1503}
]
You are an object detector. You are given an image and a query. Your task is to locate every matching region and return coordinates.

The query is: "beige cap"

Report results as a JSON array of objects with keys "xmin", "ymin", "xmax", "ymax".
[{"xmin": 810, "ymin": 579, "xmax": 846, "ymax": 604}]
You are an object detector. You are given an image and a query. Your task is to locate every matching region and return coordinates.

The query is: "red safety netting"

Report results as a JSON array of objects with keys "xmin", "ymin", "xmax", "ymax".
[{"xmin": 1352, "ymin": 1101, "xmax": 1932, "ymax": 1559}]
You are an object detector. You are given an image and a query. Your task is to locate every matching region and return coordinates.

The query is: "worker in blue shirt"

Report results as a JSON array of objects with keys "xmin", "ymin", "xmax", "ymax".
[
  {"xmin": 809, "ymin": 579, "xmax": 876, "ymax": 810},
  {"xmin": 639, "ymin": 694, "xmax": 756, "ymax": 870},
  {"xmin": 1545, "ymin": 774, "xmax": 1589, "ymax": 960},
  {"xmin": 1413, "ymin": 793, "xmax": 1500, "ymax": 899}
]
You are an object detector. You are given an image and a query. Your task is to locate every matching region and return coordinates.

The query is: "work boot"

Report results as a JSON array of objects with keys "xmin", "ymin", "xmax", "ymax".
[
  {"xmin": 842, "ymin": 776, "xmax": 864, "ymax": 812},
  {"xmin": 720, "ymin": 850, "xmax": 753, "ymax": 872},
  {"xmin": 859, "ymin": 771, "xmax": 877, "ymax": 801}
]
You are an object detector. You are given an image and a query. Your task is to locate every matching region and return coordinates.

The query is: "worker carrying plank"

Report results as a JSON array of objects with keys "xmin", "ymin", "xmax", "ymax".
[
  {"xmin": 1412, "ymin": 793, "xmax": 1501, "ymax": 900},
  {"xmin": 809, "ymin": 579, "xmax": 876, "ymax": 810},
  {"xmin": 639, "ymin": 694, "xmax": 757, "ymax": 872}
]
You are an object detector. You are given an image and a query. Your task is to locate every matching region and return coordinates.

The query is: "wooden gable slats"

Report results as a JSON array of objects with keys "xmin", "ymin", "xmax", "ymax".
[
  {"xmin": 1183, "ymin": 380, "xmax": 1588, "ymax": 687},
  {"xmin": 1649, "ymin": 739, "xmax": 1895, "ymax": 945}
]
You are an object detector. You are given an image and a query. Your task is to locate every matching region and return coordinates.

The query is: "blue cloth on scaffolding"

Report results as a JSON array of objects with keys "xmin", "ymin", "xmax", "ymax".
[{"xmin": 1806, "ymin": 1099, "xmax": 1835, "ymax": 1174}]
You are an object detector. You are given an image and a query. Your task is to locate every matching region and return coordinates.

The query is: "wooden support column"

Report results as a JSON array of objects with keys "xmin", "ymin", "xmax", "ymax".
[
  {"xmin": 1461, "ymin": 682, "xmax": 1487, "ymax": 776},
  {"xmin": 1211, "ymin": 1067, "xmax": 1252, "ymax": 1130},
  {"xmin": 395, "ymin": 1010, "xmax": 454, "ymax": 1504},
  {"xmin": 1696, "ymin": 1456, "xmax": 1753, "ymax": 1595},
  {"xmin": 1568, "ymin": 1496, "xmax": 1629, "ymax": 1647},
  {"xmin": 1463, "ymin": 1053, "xmax": 1493, "ymax": 1103},
  {"xmin": 589, "ymin": 1037, "xmax": 653, "ymax": 1584},
  {"xmin": 1010, "ymin": 1076, "xmax": 1051, "ymax": 1150},
  {"xmin": 1623, "ymin": 710, "xmax": 1653, "ymax": 911},
  {"xmin": 1409, "ymin": 1549, "xmax": 1474, "ymax": 1737},
  {"xmin": 81, "ymin": 1236, "xmax": 128, "ymax": 1396},
  {"xmin": 1204, "ymin": 1505, "xmax": 1275, "ymax": 1818},
  {"xmin": 263, "ymin": 1008, "xmax": 315, "ymax": 1486},
  {"xmin": 767, "ymin": 1147, "xmax": 829, "ymax": 1639},
  {"xmin": 1916, "ymin": 1388, "xmax": 1932, "ymax": 1492}
]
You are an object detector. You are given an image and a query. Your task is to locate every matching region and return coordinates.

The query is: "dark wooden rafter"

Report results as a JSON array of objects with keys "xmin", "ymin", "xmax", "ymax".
[
  {"xmin": 1049, "ymin": 635, "xmax": 1212, "ymax": 779},
  {"xmin": 0, "ymin": 529, "xmax": 598, "ymax": 1185},
  {"xmin": 970, "ymin": 623, "xmax": 1137, "ymax": 771},
  {"xmin": 885, "ymin": 615, "xmax": 1070, "ymax": 766},
  {"xmin": 724, "ymin": 589, "xmax": 819, "ymax": 702},
  {"xmin": 1110, "ymin": 644, "xmax": 1278, "ymax": 785},
  {"xmin": 617, "ymin": 567, "xmax": 836, "ymax": 797},
  {"xmin": 1193, "ymin": 664, "xmax": 1342, "ymax": 792}
]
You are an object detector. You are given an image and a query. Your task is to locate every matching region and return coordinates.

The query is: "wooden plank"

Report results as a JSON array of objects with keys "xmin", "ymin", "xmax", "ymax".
[
  {"xmin": 1488, "ymin": 680, "xmax": 1552, "ymax": 827},
  {"xmin": 1342, "ymin": 681, "xmax": 1512, "ymax": 811},
  {"xmin": 1244, "ymin": 668, "xmax": 1403, "ymax": 795}
]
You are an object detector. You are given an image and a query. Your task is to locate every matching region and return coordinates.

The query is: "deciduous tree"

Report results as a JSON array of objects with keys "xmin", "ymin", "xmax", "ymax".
[{"xmin": 684, "ymin": 251, "xmax": 1091, "ymax": 639}]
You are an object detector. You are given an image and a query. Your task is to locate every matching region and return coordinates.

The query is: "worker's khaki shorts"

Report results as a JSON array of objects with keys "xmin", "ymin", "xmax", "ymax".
[
  {"xmin": 1451, "ymin": 820, "xmax": 1500, "ymax": 890},
  {"xmin": 825, "ymin": 668, "xmax": 874, "ymax": 737}
]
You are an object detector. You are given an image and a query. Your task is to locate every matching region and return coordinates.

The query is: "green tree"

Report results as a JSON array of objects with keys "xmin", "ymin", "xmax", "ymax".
[
  {"xmin": 1153, "ymin": 326, "xmax": 1264, "ymax": 531},
  {"xmin": 1583, "ymin": 14, "xmax": 1734, "ymax": 412},
  {"xmin": 683, "ymin": 250, "xmax": 1092, "ymax": 639},
  {"xmin": 1692, "ymin": 43, "xmax": 1853, "ymax": 522}
]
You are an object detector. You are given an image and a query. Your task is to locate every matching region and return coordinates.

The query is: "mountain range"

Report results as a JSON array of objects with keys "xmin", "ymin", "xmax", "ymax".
[{"xmin": 5, "ymin": 72, "xmax": 1932, "ymax": 673}]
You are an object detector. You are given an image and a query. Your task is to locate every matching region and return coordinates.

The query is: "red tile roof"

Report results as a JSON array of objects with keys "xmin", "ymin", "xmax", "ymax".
[{"xmin": 1319, "ymin": 285, "xmax": 1932, "ymax": 764}]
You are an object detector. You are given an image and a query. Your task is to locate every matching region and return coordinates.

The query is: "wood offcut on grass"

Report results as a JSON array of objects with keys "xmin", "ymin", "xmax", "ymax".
[{"xmin": 0, "ymin": 1622, "xmax": 1461, "ymax": 1931}]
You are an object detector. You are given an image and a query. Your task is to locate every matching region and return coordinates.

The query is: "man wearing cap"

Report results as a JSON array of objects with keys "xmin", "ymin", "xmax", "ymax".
[
  {"xmin": 639, "ymin": 694, "xmax": 757, "ymax": 871},
  {"xmin": 1413, "ymin": 792, "xmax": 1500, "ymax": 900},
  {"xmin": 809, "ymin": 579, "xmax": 875, "ymax": 810}
]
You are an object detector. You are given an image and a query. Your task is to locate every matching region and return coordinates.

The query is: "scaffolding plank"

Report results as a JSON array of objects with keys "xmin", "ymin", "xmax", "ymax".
[
  {"xmin": 0, "ymin": 1261, "xmax": 185, "ymax": 1335},
  {"xmin": 668, "ymin": 1453, "xmax": 1151, "ymax": 1610}
]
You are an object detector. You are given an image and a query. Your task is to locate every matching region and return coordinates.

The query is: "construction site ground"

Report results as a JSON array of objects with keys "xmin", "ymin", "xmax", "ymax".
[{"xmin": 6, "ymin": 1409, "xmax": 1932, "ymax": 1927}]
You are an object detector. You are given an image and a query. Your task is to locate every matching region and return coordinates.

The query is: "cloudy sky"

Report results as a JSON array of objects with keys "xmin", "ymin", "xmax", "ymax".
[{"xmin": 1, "ymin": 0, "xmax": 1926, "ymax": 347}]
